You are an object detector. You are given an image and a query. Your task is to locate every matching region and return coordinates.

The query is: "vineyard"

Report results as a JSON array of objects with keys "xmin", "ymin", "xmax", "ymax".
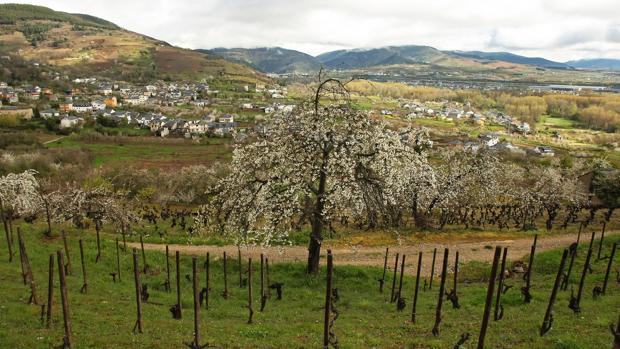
[{"xmin": 0, "ymin": 221, "xmax": 618, "ymax": 348}]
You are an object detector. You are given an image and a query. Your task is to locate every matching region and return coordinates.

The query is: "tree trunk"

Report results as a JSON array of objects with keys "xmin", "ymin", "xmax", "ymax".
[{"xmin": 307, "ymin": 168, "xmax": 327, "ymax": 274}]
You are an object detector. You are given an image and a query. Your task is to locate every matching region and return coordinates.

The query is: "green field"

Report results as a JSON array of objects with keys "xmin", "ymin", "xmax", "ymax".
[
  {"xmin": 46, "ymin": 135, "xmax": 231, "ymax": 168},
  {"xmin": 0, "ymin": 223, "xmax": 618, "ymax": 348}
]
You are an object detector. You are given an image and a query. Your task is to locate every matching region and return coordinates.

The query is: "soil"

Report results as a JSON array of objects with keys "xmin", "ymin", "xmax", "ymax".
[{"xmin": 128, "ymin": 230, "xmax": 617, "ymax": 277}]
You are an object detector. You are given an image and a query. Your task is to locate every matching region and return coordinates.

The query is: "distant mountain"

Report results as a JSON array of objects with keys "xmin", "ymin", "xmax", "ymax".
[
  {"xmin": 202, "ymin": 47, "xmax": 321, "ymax": 74},
  {"xmin": 316, "ymin": 45, "xmax": 450, "ymax": 70},
  {"xmin": 449, "ymin": 51, "xmax": 571, "ymax": 69},
  {"xmin": 566, "ymin": 59, "xmax": 620, "ymax": 71},
  {"xmin": 0, "ymin": 4, "xmax": 268, "ymax": 83}
]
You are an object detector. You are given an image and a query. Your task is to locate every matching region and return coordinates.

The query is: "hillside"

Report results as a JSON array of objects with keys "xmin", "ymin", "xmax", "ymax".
[
  {"xmin": 0, "ymin": 4, "xmax": 268, "ymax": 83},
  {"xmin": 316, "ymin": 45, "xmax": 451, "ymax": 69},
  {"xmin": 566, "ymin": 58, "xmax": 620, "ymax": 71},
  {"xmin": 203, "ymin": 47, "xmax": 321, "ymax": 74},
  {"xmin": 449, "ymin": 50, "xmax": 571, "ymax": 69}
]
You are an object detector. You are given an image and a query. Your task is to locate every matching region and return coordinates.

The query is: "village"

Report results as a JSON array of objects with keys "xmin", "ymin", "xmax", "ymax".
[
  {"xmin": 0, "ymin": 76, "xmax": 295, "ymax": 139},
  {"xmin": 0, "ymin": 74, "xmax": 566, "ymax": 159}
]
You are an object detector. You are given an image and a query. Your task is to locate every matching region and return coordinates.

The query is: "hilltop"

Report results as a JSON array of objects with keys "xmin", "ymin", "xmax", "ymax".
[
  {"xmin": 0, "ymin": 4, "xmax": 268, "ymax": 84},
  {"xmin": 202, "ymin": 47, "xmax": 321, "ymax": 74}
]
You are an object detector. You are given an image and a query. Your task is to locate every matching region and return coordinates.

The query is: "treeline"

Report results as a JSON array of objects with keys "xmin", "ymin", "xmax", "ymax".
[
  {"xmin": 348, "ymin": 80, "xmax": 620, "ymax": 132},
  {"xmin": 544, "ymin": 94, "xmax": 620, "ymax": 132}
]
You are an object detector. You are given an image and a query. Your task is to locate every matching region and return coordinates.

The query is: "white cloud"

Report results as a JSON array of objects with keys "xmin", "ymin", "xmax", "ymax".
[{"xmin": 2, "ymin": 0, "xmax": 619, "ymax": 61}]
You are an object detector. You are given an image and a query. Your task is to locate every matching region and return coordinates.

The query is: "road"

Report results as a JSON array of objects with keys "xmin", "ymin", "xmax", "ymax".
[{"xmin": 128, "ymin": 230, "xmax": 616, "ymax": 277}]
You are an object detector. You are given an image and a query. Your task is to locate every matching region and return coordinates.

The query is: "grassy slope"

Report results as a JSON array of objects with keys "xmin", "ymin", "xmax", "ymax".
[{"xmin": 0, "ymin": 223, "xmax": 617, "ymax": 348}]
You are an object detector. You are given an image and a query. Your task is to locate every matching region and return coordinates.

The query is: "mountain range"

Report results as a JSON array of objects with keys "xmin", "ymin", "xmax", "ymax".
[
  {"xmin": 1, "ymin": 3, "xmax": 618, "ymax": 84},
  {"xmin": 206, "ymin": 46, "xmax": 620, "ymax": 74}
]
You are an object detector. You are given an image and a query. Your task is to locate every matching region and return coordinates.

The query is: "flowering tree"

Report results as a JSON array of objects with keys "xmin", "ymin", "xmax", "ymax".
[
  {"xmin": 51, "ymin": 187, "xmax": 138, "ymax": 261},
  {"xmin": 197, "ymin": 79, "xmax": 431, "ymax": 273},
  {"xmin": 0, "ymin": 170, "xmax": 42, "ymax": 262}
]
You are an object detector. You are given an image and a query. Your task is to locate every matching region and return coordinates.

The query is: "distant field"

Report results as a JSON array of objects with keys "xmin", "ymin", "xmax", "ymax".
[{"xmin": 46, "ymin": 135, "xmax": 232, "ymax": 168}]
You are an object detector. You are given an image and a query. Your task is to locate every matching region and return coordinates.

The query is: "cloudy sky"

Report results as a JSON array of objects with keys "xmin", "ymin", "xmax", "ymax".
[{"xmin": 3, "ymin": 0, "xmax": 620, "ymax": 61}]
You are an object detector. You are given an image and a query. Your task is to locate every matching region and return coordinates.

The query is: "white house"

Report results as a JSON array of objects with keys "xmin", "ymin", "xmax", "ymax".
[
  {"xmin": 60, "ymin": 116, "xmax": 83, "ymax": 129},
  {"xmin": 91, "ymin": 99, "xmax": 106, "ymax": 111},
  {"xmin": 73, "ymin": 102, "xmax": 93, "ymax": 113},
  {"xmin": 478, "ymin": 133, "xmax": 500, "ymax": 147},
  {"xmin": 40, "ymin": 109, "xmax": 60, "ymax": 119}
]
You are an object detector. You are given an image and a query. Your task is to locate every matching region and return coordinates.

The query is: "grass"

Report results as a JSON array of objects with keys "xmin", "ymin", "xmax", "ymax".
[
  {"xmin": 0, "ymin": 223, "xmax": 618, "ymax": 348},
  {"xmin": 46, "ymin": 135, "xmax": 232, "ymax": 168}
]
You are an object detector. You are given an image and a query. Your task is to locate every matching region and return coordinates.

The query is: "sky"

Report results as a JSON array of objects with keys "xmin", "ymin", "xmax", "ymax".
[{"xmin": 3, "ymin": 0, "xmax": 620, "ymax": 61}]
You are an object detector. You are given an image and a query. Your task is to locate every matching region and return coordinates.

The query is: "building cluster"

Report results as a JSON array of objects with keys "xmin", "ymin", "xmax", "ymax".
[{"xmin": 0, "ymin": 78, "xmax": 297, "ymax": 137}]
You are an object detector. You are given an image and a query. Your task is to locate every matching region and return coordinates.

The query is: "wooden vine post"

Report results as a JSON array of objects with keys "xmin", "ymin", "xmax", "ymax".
[
  {"xmin": 46, "ymin": 254, "xmax": 54, "ymax": 328},
  {"xmin": 186, "ymin": 257, "xmax": 207, "ymax": 349},
  {"xmin": 379, "ymin": 247, "xmax": 389, "ymax": 293},
  {"xmin": 431, "ymin": 248, "xmax": 449, "ymax": 337},
  {"xmin": 140, "ymin": 234, "xmax": 148, "ymax": 273},
  {"xmin": 477, "ymin": 246, "xmax": 501, "ymax": 349},
  {"xmin": 247, "ymin": 258, "xmax": 254, "ymax": 324},
  {"xmin": 390, "ymin": 253, "xmax": 399, "ymax": 302},
  {"xmin": 17, "ymin": 228, "xmax": 39, "ymax": 304},
  {"xmin": 522, "ymin": 234, "xmax": 537, "ymax": 303},
  {"xmin": 61, "ymin": 230, "xmax": 72, "ymax": 275},
  {"xmin": 602, "ymin": 243, "xmax": 617, "ymax": 295},
  {"xmin": 164, "ymin": 245, "xmax": 171, "ymax": 292},
  {"xmin": 132, "ymin": 248, "xmax": 143, "ymax": 334},
  {"xmin": 494, "ymin": 247, "xmax": 508, "ymax": 321},
  {"xmin": 411, "ymin": 251, "xmax": 422, "ymax": 323},
  {"xmin": 260, "ymin": 253, "xmax": 267, "ymax": 312},
  {"xmin": 203, "ymin": 252, "xmax": 210, "ymax": 309},
  {"xmin": 447, "ymin": 251, "xmax": 460, "ymax": 309},
  {"xmin": 323, "ymin": 250, "xmax": 334, "ymax": 349},
  {"xmin": 95, "ymin": 220, "xmax": 102, "ymax": 263},
  {"xmin": 396, "ymin": 254, "xmax": 406, "ymax": 310},
  {"xmin": 238, "ymin": 247, "xmax": 243, "ymax": 288},
  {"xmin": 540, "ymin": 249, "xmax": 569, "ymax": 336},
  {"xmin": 597, "ymin": 223, "xmax": 606, "ymax": 260},
  {"xmin": 429, "ymin": 248, "xmax": 437, "ymax": 291},
  {"xmin": 79, "ymin": 240, "xmax": 88, "ymax": 294},
  {"xmin": 57, "ymin": 250, "xmax": 72, "ymax": 348},
  {"xmin": 115, "ymin": 237, "xmax": 122, "ymax": 283},
  {"xmin": 569, "ymin": 232, "xmax": 594, "ymax": 313},
  {"xmin": 174, "ymin": 250, "xmax": 182, "ymax": 319},
  {"xmin": 223, "ymin": 251, "xmax": 229, "ymax": 299}
]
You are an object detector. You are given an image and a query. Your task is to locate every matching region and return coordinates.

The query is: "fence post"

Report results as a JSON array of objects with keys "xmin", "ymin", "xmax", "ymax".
[
  {"xmin": 396, "ymin": 254, "xmax": 406, "ymax": 310},
  {"xmin": 477, "ymin": 246, "xmax": 502, "ymax": 349},
  {"xmin": 390, "ymin": 253, "xmax": 399, "ymax": 302},
  {"xmin": 541, "ymin": 249, "xmax": 569, "ymax": 336},
  {"xmin": 569, "ymin": 233, "xmax": 594, "ymax": 313},
  {"xmin": 494, "ymin": 247, "xmax": 508, "ymax": 321},
  {"xmin": 164, "ymin": 245, "xmax": 170, "ymax": 292},
  {"xmin": 57, "ymin": 250, "xmax": 72, "ymax": 348},
  {"xmin": 46, "ymin": 254, "xmax": 54, "ymax": 328},
  {"xmin": 175, "ymin": 250, "xmax": 182, "ymax": 319},
  {"xmin": 431, "ymin": 248, "xmax": 449, "ymax": 337},
  {"xmin": 380, "ymin": 247, "xmax": 389, "ymax": 293},
  {"xmin": 132, "ymin": 248, "xmax": 143, "ymax": 333},
  {"xmin": 323, "ymin": 250, "xmax": 334, "ymax": 349},
  {"xmin": 522, "ymin": 235, "xmax": 537, "ymax": 303},
  {"xmin": 429, "ymin": 248, "xmax": 437, "ymax": 291},
  {"xmin": 116, "ymin": 238, "xmax": 122, "ymax": 283},
  {"xmin": 223, "ymin": 251, "xmax": 229, "ymax": 299},
  {"xmin": 602, "ymin": 243, "xmax": 617, "ymax": 295},
  {"xmin": 247, "ymin": 258, "xmax": 253, "ymax": 324},
  {"xmin": 61, "ymin": 230, "xmax": 71, "ymax": 275},
  {"xmin": 411, "ymin": 251, "xmax": 422, "ymax": 323},
  {"xmin": 79, "ymin": 240, "xmax": 88, "ymax": 294}
]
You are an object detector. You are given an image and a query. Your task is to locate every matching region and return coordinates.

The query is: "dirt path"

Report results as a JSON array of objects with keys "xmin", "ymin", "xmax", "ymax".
[
  {"xmin": 129, "ymin": 231, "xmax": 617, "ymax": 277},
  {"xmin": 43, "ymin": 136, "xmax": 66, "ymax": 145}
]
